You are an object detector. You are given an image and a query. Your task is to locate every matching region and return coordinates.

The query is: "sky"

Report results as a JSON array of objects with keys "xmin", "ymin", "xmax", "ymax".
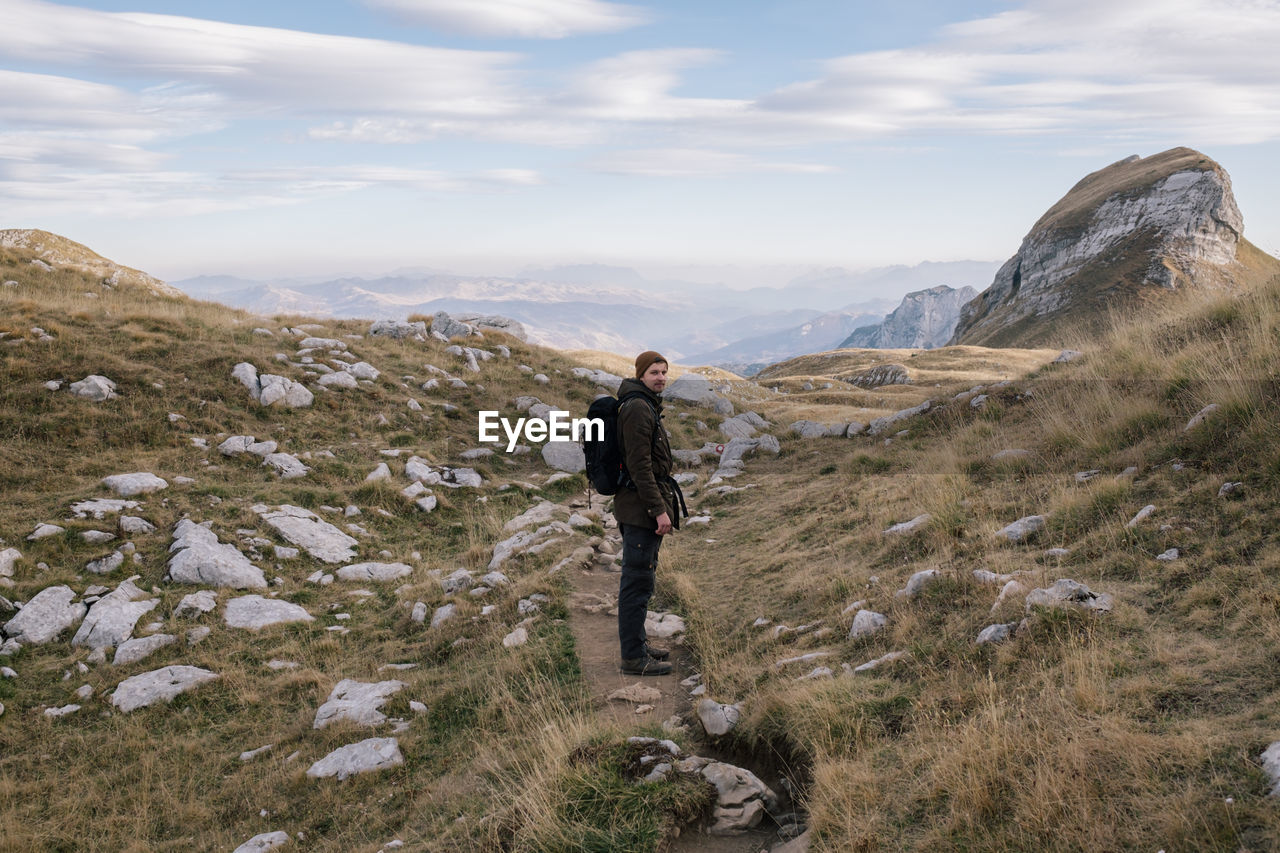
[{"xmin": 1, "ymin": 0, "xmax": 1279, "ymax": 286}]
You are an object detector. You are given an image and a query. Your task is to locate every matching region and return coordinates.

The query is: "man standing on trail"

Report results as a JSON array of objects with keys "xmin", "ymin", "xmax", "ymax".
[{"xmin": 614, "ymin": 350, "xmax": 684, "ymax": 676}]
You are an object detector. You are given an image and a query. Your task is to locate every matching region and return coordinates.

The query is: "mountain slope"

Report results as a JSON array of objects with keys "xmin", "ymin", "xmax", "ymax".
[
  {"xmin": 840, "ymin": 284, "xmax": 977, "ymax": 349},
  {"xmin": 0, "ymin": 229, "xmax": 183, "ymax": 299},
  {"xmin": 951, "ymin": 147, "xmax": 1280, "ymax": 347}
]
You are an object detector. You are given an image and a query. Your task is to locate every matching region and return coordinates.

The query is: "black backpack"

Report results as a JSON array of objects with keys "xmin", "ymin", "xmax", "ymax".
[{"xmin": 582, "ymin": 391, "xmax": 653, "ymax": 495}]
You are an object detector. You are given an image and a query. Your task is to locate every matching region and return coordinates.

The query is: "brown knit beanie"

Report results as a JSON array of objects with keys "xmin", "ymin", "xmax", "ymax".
[{"xmin": 634, "ymin": 350, "xmax": 667, "ymax": 378}]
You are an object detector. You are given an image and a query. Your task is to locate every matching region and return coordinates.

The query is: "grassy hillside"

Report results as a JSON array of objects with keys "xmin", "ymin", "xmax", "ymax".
[{"xmin": 4, "ymin": 240, "xmax": 1280, "ymax": 851}]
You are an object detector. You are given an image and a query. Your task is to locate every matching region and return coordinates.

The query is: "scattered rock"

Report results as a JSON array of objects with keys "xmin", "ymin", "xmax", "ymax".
[
  {"xmin": 1025, "ymin": 579, "xmax": 1113, "ymax": 613},
  {"xmin": 1126, "ymin": 505, "xmax": 1156, "ymax": 527},
  {"xmin": 112, "ymin": 665, "xmax": 220, "ymax": 712},
  {"xmin": 26, "ymin": 523, "xmax": 64, "ymax": 541},
  {"xmin": 976, "ymin": 623, "xmax": 1015, "ymax": 645},
  {"xmin": 696, "ymin": 698, "xmax": 742, "ymax": 736},
  {"xmin": 3, "ymin": 585, "xmax": 86, "ymax": 644},
  {"xmin": 1184, "ymin": 403, "xmax": 1219, "ymax": 431},
  {"xmin": 224, "ymin": 595, "xmax": 314, "ymax": 630},
  {"xmin": 72, "ymin": 577, "xmax": 158, "ymax": 650},
  {"xmin": 113, "ymin": 634, "xmax": 178, "ymax": 666},
  {"xmin": 848, "ymin": 609, "xmax": 888, "ymax": 639},
  {"xmin": 336, "ymin": 562, "xmax": 413, "ymax": 582},
  {"xmin": 306, "ymin": 737, "xmax": 404, "ymax": 780},
  {"xmin": 995, "ymin": 515, "xmax": 1045, "ymax": 542},
  {"xmin": 895, "ymin": 568, "xmax": 940, "ymax": 599},
  {"xmin": 254, "ymin": 504, "xmax": 359, "ymax": 564},
  {"xmin": 609, "ymin": 683, "xmax": 662, "ymax": 704},
  {"xmin": 102, "ymin": 473, "xmax": 168, "ymax": 497},
  {"xmin": 883, "ymin": 514, "xmax": 930, "ymax": 536},
  {"xmin": 68, "ymin": 375, "xmax": 118, "ymax": 402},
  {"xmin": 314, "ymin": 679, "xmax": 406, "ymax": 729},
  {"xmin": 167, "ymin": 520, "xmax": 268, "ymax": 589},
  {"xmin": 233, "ymin": 831, "xmax": 291, "ymax": 853}
]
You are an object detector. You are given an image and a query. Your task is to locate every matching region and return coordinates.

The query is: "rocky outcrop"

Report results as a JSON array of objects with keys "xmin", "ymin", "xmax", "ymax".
[
  {"xmin": 0, "ymin": 229, "xmax": 183, "ymax": 298},
  {"xmin": 951, "ymin": 148, "xmax": 1280, "ymax": 347},
  {"xmin": 840, "ymin": 285, "xmax": 977, "ymax": 349}
]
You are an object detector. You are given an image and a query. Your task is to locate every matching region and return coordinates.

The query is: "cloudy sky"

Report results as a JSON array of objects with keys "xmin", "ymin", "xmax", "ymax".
[{"xmin": 2, "ymin": 0, "xmax": 1278, "ymax": 284}]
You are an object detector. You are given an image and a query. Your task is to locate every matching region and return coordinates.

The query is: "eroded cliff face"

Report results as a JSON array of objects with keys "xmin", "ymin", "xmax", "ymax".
[
  {"xmin": 841, "ymin": 285, "xmax": 977, "ymax": 349},
  {"xmin": 951, "ymin": 148, "xmax": 1269, "ymax": 347}
]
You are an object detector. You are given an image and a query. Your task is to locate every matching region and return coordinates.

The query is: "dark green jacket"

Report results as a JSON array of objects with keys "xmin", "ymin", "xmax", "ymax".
[{"xmin": 613, "ymin": 377, "xmax": 676, "ymax": 529}]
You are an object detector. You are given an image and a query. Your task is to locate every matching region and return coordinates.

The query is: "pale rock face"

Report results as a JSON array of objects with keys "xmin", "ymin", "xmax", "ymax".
[
  {"xmin": 336, "ymin": 562, "xmax": 413, "ymax": 582},
  {"xmin": 112, "ymin": 665, "xmax": 220, "ymax": 712},
  {"xmin": 953, "ymin": 151, "xmax": 1249, "ymax": 345},
  {"xmin": 842, "ymin": 286, "xmax": 978, "ymax": 349},
  {"xmin": 232, "ymin": 363, "xmax": 314, "ymax": 408},
  {"xmin": 664, "ymin": 375, "xmax": 734, "ymax": 415},
  {"xmin": 102, "ymin": 473, "xmax": 168, "ymax": 497},
  {"xmin": 3, "ymin": 585, "xmax": 86, "ymax": 644},
  {"xmin": 71, "ymin": 577, "xmax": 158, "ymax": 650},
  {"xmin": 313, "ymin": 679, "xmax": 405, "ymax": 729},
  {"xmin": 113, "ymin": 633, "xmax": 178, "ymax": 666},
  {"xmin": 541, "ymin": 440, "xmax": 585, "ymax": 473},
  {"xmin": 254, "ymin": 504, "xmax": 358, "ymax": 564},
  {"xmin": 68, "ymin": 375, "xmax": 118, "ymax": 401},
  {"xmin": 224, "ymin": 595, "xmax": 314, "ymax": 630},
  {"xmin": 166, "ymin": 520, "xmax": 268, "ymax": 589},
  {"xmin": 306, "ymin": 737, "xmax": 404, "ymax": 780}
]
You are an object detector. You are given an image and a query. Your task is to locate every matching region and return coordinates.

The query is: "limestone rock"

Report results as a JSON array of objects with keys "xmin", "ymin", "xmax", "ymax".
[
  {"xmin": 841, "ymin": 285, "xmax": 977, "ymax": 349},
  {"xmin": 224, "ymin": 595, "xmax": 314, "ymax": 630},
  {"xmin": 232, "ymin": 363, "xmax": 314, "ymax": 408},
  {"xmin": 313, "ymin": 679, "xmax": 406, "ymax": 729},
  {"xmin": 112, "ymin": 665, "xmax": 219, "ymax": 712},
  {"xmin": 68, "ymin": 375, "xmax": 118, "ymax": 401},
  {"xmin": 72, "ymin": 577, "xmax": 158, "ymax": 650},
  {"xmin": 1261, "ymin": 741, "xmax": 1280, "ymax": 796},
  {"xmin": 848, "ymin": 609, "xmax": 888, "ymax": 640},
  {"xmin": 102, "ymin": 473, "xmax": 168, "ymax": 497},
  {"xmin": 867, "ymin": 400, "xmax": 931, "ymax": 436},
  {"xmin": 1185, "ymin": 403, "xmax": 1220, "ymax": 431},
  {"xmin": 664, "ymin": 375, "xmax": 734, "ymax": 415},
  {"xmin": 976, "ymin": 623, "xmax": 1015, "ymax": 645},
  {"xmin": 336, "ymin": 562, "xmax": 412, "ymax": 582},
  {"xmin": 1025, "ymin": 579, "xmax": 1113, "ymax": 613},
  {"xmin": 166, "ymin": 520, "xmax": 267, "ymax": 589},
  {"xmin": 995, "ymin": 515, "xmax": 1045, "ymax": 542},
  {"xmin": 541, "ymin": 440, "xmax": 585, "ymax": 473},
  {"xmin": 113, "ymin": 633, "xmax": 178, "ymax": 666},
  {"xmin": 233, "ymin": 831, "xmax": 291, "ymax": 853},
  {"xmin": 610, "ymin": 683, "xmax": 662, "ymax": 704},
  {"xmin": 307, "ymin": 737, "xmax": 404, "ymax": 780},
  {"xmin": 369, "ymin": 319, "xmax": 427, "ymax": 339},
  {"xmin": 896, "ymin": 568, "xmax": 940, "ymax": 599},
  {"xmin": 3, "ymin": 585, "xmax": 86, "ymax": 644},
  {"xmin": 883, "ymin": 514, "xmax": 930, "ymax": 536},
  {"xmin": 254, "ymin": 504, "xmax": 358, "ymax": 564},
  {"xmin": 697, "ymin": 698, "xmax": 741, "ymax": 736}
]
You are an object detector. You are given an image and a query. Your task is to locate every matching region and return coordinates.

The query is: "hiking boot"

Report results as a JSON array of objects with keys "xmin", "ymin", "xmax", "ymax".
[
  {"xmin": 644, "ymin": 643, "xmax": 670, "ymax": 661},
  {"xmin": 620, "ymin": 656, "xmax": 672, "ymax": 676}
]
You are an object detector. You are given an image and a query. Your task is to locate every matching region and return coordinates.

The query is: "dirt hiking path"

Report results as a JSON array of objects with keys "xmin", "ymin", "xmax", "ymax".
[{"xmin": 566, "ymin": 563, "xmax": 781, "ymax": 853}]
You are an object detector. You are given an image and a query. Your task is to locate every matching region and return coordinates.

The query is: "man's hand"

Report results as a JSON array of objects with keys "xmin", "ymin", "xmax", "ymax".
[{"xmin": 655, "ymin": 512, "xmax": 673, "ymax": 535}]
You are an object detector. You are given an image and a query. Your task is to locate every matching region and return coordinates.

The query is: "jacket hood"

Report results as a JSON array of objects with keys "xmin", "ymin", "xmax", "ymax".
[{"xmin": 618, "ymin": 377, "xmax": 661, "ymax": 407}]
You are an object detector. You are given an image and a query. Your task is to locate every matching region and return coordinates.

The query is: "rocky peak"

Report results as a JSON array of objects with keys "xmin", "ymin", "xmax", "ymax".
[
  {"xmin": 840, "ymin": 284, "xmax": 977, "ymax": 349},
  {"xmin": 950, "ymin": 147, "xmax": 1278, "ymax": 347},
  {"xmin": 0, "ymin": 229, "xmax": 182, "ymax": 299}
]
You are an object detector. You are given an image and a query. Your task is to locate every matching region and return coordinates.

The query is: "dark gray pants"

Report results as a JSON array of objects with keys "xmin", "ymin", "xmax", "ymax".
[{"xmin": 619, "ymin": 522, "xmax": 662, "ymax": 660}]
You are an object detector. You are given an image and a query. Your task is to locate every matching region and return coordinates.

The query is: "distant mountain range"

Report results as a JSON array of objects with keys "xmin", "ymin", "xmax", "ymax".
[{"xmin": 172, "ymin": 260, "xmax": 1001, "ymax": 367}]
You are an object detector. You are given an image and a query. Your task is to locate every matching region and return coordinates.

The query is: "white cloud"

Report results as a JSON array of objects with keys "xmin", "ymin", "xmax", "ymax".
[
  {"xmin": 754, "ymin": 0, "xmax": 1280, "ymax": 144},
  {"xmin": 586, "ymin": 148, "xmax": 836, "ymax": 177},
  {"xmin": 362, "ymin": 0, "xmax": 649, "ymax": 38},
  {"xmin": 0, "ymin": 0, "xmax": 522, "ymax": 116}
]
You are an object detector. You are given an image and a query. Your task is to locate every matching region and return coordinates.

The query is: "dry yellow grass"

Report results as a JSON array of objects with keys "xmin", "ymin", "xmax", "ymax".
[{"xmin": 7, "ymin": 236, "xmax": 1280, "ymax": 851}]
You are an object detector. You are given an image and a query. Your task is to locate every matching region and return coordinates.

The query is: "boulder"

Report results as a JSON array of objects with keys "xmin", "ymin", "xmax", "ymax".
[
  {"xmin": 71, "ymin": 577, "xmax": 158, "ymax": 650},
  {"xmin": 848, "ymin": 609, "xmax": 888, "ymax": 639},
  {"xmin": 174, "ymin": 590, "xmax": 218, "ymax": 618},
  {"xmin": 2, "ymin": 585, "xmax": 86, "ymax": 644},
  {"xmin": 867, "ymin": 400, "xmax": 931, "ymax": 436},
  {"xmin": 233, "ymin": 831, "xmax": 291, "ymax": 853},
  {"xmin": 697, "ymin": 698, "xmax": 741, "ymax": 736},
  {"xmin": 336, "ymin": 562, "xmax": 413, "ymax": 582},
  {"xmin": 698, "ymin": 760, "xmax": 780, "ymax": 835},
  {"xmin": 254, "ymin": 504, "xmax": 358, "ymax": 564},
  {"xmin": 68, "ymin": 375, "xmax": 118, "ymax": 401},
  {"xmin": 846, "ymin": 363, "xmax": 911, "ymax": 389},
  {"xmin": 166, "ymin": 520, "xmax": 268, "ymax": 589},
  {"xmin": 262, "ymin": 453, "xmax": 309, "ymax": 480},
  {"xmin": 976, "ymin": 623, "xmax": 1015, "ymax": 645},
  {"xmin": 995, "ymin": 515, "xmax": 1045, "ymax": 542},
  {"xmin": 883, "ymin": 514, "xmax": 930, "ymax": 536},
  {"xmin": 224, "ymin": 595, "xmax": 314, "ymax": 630},
  {"xmin": 313, "ymin": 679, "xmax": 406, "ymax": 729},
  {"xmin": 102, "ymin": 473, "xmax": 168, "ymax": 497},
  {"xmin": 1025, "ymin": 579, "xmax": 1113, "ymax": 613},
  {"xmin": 541, "ymin": 440, "xmax": 585, "ymax": 473},
  {"xmin": 306, "ymin": 737, "xmax": 404, "ymax": 780},
  {"xmin": 113, "ymin": 633, "xmax": 178, "ymax": 666},
  {"xmin": 318, "ymin": 371, "xmax": 358, "ymax": 390},
  {"xmin": 664, "ymin": 375, "xmax": 734, "ymax": 415},
  {"xmin": 895, "ymin": 568, "xmax": 940, "ymax": 599},
  {"xmin": 111, "ymin": 665, "xmax": 220, "ymax": 712},
  {"xmin": 369, "ymin": 319, "xmax": 426, "ymax": 339}
]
